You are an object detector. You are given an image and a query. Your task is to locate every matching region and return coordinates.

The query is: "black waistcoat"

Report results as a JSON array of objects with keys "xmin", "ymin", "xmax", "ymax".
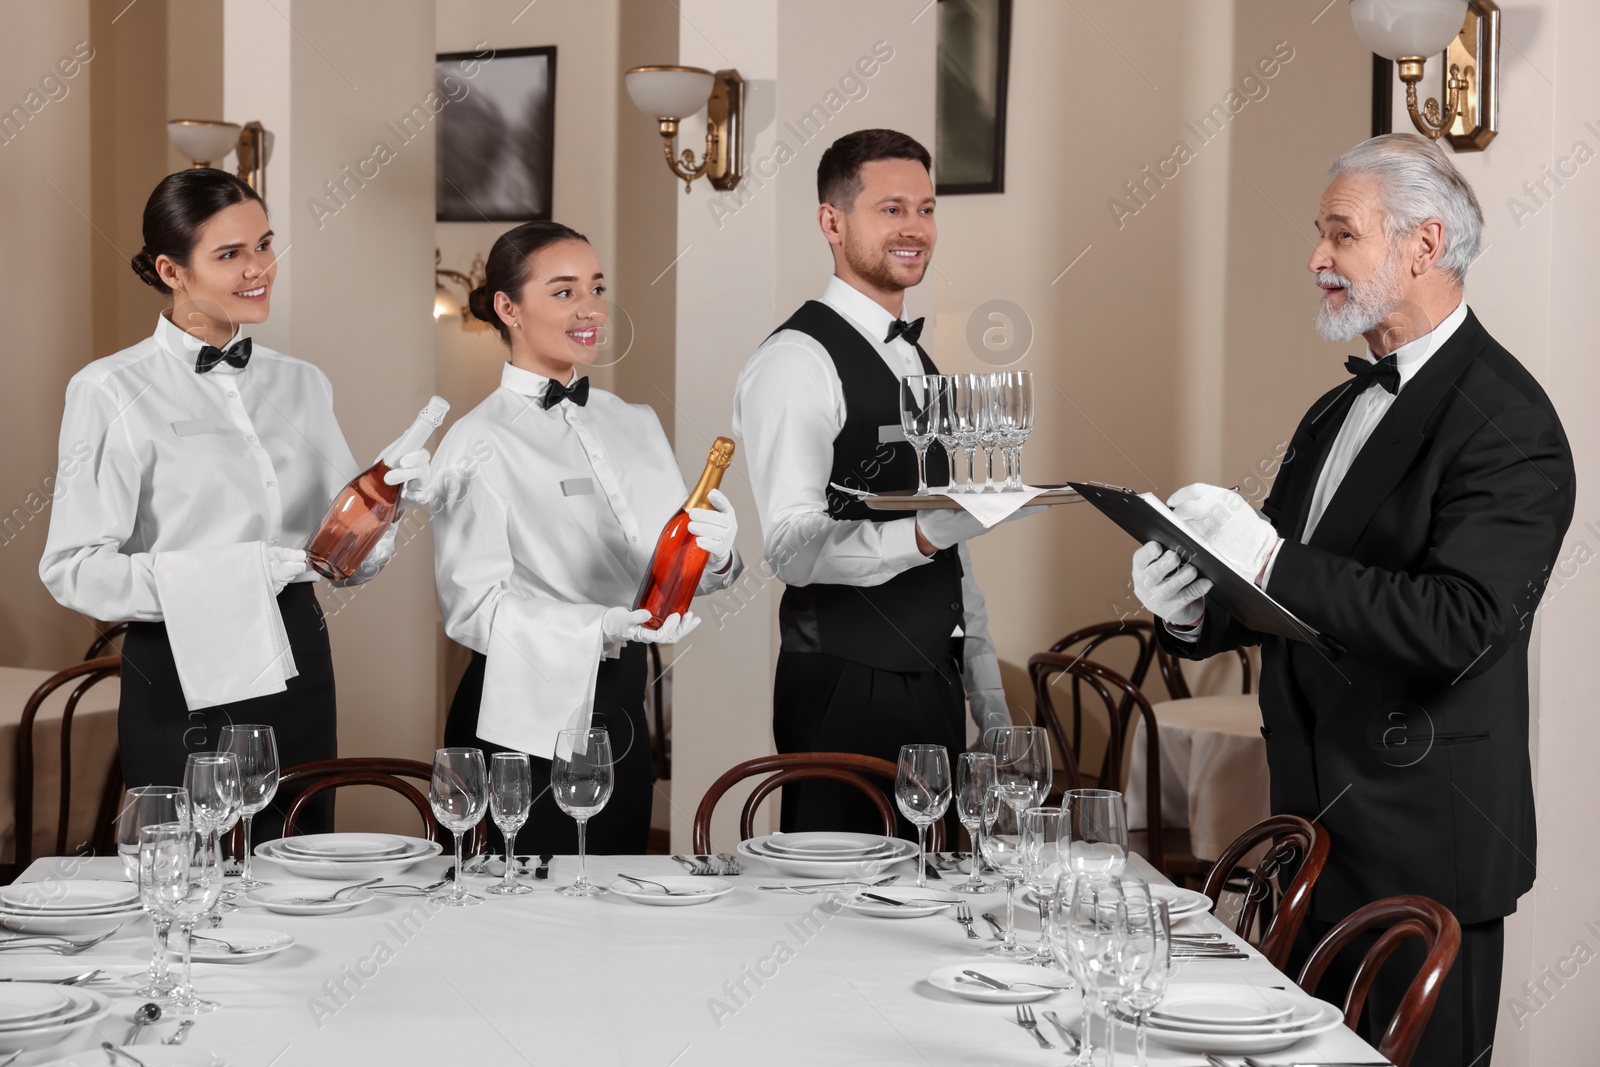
[{"xmin": 770, "ymin": 301, "xmax": 964, "ymax": 673}]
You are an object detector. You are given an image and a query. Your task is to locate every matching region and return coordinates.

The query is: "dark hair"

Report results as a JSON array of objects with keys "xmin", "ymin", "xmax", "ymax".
[
  {"xmin": 816, "ymin": 129, "xmax": 931, "ymax": 209},
  {"xmin": 130, "ymin": 168, "xmax": 266, "ymax": 294},
  {"xmin": 468, "ymin": 221, "xmax": 590, "ymax": 343}
]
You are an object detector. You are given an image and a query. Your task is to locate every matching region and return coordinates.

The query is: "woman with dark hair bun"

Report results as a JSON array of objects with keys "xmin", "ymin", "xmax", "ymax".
[
  {"xmin": 431, "ymin": 221, "xmax": 743, "ymax": 867},
  {"xmin": 40, "ymin": 168, "xmax": 434, "ymax": 838}
]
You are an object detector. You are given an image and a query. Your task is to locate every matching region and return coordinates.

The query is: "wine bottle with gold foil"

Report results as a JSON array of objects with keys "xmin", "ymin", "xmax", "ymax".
[
  {"xmin": 306, "ymin": 396, "xmax": 450, "ymax": 581},
  {"xmin": 632, "ymin": 437, "xmax": 736, "ymax": 629}
]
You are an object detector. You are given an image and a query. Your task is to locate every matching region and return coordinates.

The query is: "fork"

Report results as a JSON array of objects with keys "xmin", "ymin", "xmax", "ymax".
[
  {"xmin": 0, "ymin": 969, "xmax": 102, "ymax": 985},
  {"xmin": 1042, "ymin": 1011, "xmax": 1082, "ymax": 1054},
  {"xmin": 1013, "ymin": 1004, "xmax": 1053, "ymax": 1049},
  {"xmin": 278, "ymin": 877, "xmax": 383, "ymax": 905},
  {"xmin": 671, "ymin": 854, "xmax": 712, "ymax": 875},
  {"xmin": 715, "ymin": 853, "xmax": 742, "ymax": 875},
  {"xmin": 189, "ymin": 933, "xmax": 270, "ymax": 955},
  {"xmin": 617, "ymin": 874, "xmax": 704, "ymax": 897},
  {"xmin": 0, "ymin": 927, "xmax": 122, "ymax": 955},
  {"xmin": 953, "ymin": 902, "xmax": 979, "ymax": 939}
]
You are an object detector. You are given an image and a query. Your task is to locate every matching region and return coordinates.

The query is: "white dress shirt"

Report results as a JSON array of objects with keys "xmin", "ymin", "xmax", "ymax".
[
  {"xmin": 40, "ymin": 313, "xmax": 360, "ymax": 622},
  {"xmin": 731, "ymin": 275, "xmax": 1006, "ymax": 714},
  {"xmin": 431, "ymin": 363, "xmax": 742, "ymax": 759}
]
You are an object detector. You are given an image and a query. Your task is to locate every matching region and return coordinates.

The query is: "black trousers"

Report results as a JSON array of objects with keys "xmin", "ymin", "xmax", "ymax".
[
  {"xmin": 1291, "ymin": 911, "xmax": 1503, "ymax": 1067},
  {"xmin": 772, "ymin": 648, "xmax": 965, "ymax": 838},
  {"xmin": 443, "ymin": 643, "xmax": 652, "ymax": 856},
  {"xmin": 118, "ymin": 582, "xmax": 338, "ymax": 840}
]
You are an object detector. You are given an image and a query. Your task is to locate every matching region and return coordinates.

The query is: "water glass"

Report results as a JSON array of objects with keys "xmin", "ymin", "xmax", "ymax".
[
  {"xmin": 895, "ymin": 745, "xmax": 952, "ymax": 889},
  {"xmin": 140, "ymin": 823, "xmax": 224, "ymax": 1015},
  {"xmin": 218, "ymin": 725, "xmax": 278, "ymax": 889},
  {"xmin": 899, "ymin": 375, "xmax": 940, "ymax": 495},
  {"xmin": 117, "ymin": 786, "xmax": 187, "ymax": 997},
  {"xmin": 430, "ymin": 748, "xmax": 489, "ymax": 906},
  {"xmin": 553, "ymin": 729, "xmax": 615, "ymax": 897},
  {"xmin": 486, "ymin": 752, "xmax": 534, "ymax": 896},
  {"xmin": 1116, "ymin": 895, "xmax": 1173, "ymax": 1067},
  {"xmin": 1021, "ymin": 806, "xmax": 1068, "ymax": 964},
  {"xmin": 979, "ymin": 791, "xmax": 1031, "ymax": 958},
  {"xmin": 1064, "ymin": 788, "xmax": 1129, "ymax": 881},
  {"xmin": 951, "ymin": 752, "xmax": 995, "ymax": 894}
]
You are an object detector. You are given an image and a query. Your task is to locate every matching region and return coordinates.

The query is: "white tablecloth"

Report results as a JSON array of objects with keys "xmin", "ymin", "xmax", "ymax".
[
  {"xmin": 5, "ymin": 850, "xmax": 1387, "ymax": 1066},
  {"xmin": 1125, "ymin": 694, "xmax": 1272, "ymax": 863}
]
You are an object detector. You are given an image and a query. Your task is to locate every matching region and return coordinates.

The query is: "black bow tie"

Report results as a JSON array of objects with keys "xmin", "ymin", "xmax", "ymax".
[
  {"xmin": 1345, "ymin": 353, "xmax": 1401, "ymax": 396},
  {"xmin": 194, "ymin": 337, "xmax": 253, "ymax": 374},
  {"xmin": 884, "ymin": 317, "xmax": 925, "ymax": 346},
  {"xmin": 541, "ymin": 375, "xmax": 590, "ymax": 410}
]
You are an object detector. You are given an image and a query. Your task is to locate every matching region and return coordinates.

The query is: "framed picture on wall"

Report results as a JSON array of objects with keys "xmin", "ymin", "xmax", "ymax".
[
  {"xmin": 436, "ymin": 45, "xmax": 556, "ymax": 222},
  {"xmin": 935, "ymin": 0, "xmax": 1012, "ymax": 196}
]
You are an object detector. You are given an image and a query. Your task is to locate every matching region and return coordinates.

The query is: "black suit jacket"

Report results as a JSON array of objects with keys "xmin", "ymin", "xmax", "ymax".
[{"xmin": 1159, "ymin": 310, "xmax": 1574, "ymax": 924}]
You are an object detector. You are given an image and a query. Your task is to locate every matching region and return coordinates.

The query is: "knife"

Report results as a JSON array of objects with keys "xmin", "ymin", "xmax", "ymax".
[
  {"xmin": 534, "ymin": 854, "xmax": 552, "ymax": 880},
  {"xmin": 862, "ymin": 892, "xmax": 907, "ymax": 907}
]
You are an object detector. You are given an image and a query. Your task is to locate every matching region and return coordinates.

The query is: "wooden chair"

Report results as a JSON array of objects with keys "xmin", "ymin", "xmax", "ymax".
[
  {"xmin": 1199, "ymin": 815, "xmax": 1329, "ymax": 970},
  {"xmin": 273, "ymin": 757, "xmax": 486, "ymax": 854},
  {"xmin": 83, "ymin": 623, "xmax": 128, "ymax": 661},
  {"xmin": 1154, "ymin": 642, "xmax": 1252, "ymax": 700},
  {"xmin": 1027, "ymin": 620, "xmax": 1159, "ymax": 792},
  {"xmin": 1297, "ymin": 895, "xmax": 1463, "ymax": 1067},
  {"xmin": 692, "ymin": 752, "xmax": 945, "ymax": 855},
  {"xmin": 9, "ymin": 655, "xmax": 124, "ymax": 880}
]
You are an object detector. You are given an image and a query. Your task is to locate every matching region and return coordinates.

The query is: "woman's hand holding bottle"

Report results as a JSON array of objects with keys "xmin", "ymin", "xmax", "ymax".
[
  {"xmin": 686, "ymin": 488, "xmax": 738, "ymax": 571},
  {"xmin": 601, "ymin": 607, "xmax": 701, "ymax": 646}
]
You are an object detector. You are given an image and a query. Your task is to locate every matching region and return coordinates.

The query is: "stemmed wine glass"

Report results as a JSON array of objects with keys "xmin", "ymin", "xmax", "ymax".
[
  {"xmin": 139, "ymin": 822, "xmax": 225, "ymax": 1015},
  {"xmin": 217, "ymin": 724, "xmax": 278, "ymax": 890},
  {"xmin": 977, "ymin": 373, "xmax": 1002, "ymax": 491},
  {"xmin": 894, "ymin": 745, "xmax": 951, "ymax": 889},
  {"xmin": 1115, "ymin": 895, "xmax": 1173, "ymax": 1067},
  {"xmin": 1049, "ymin": 872, "xmax": 1135, "ymax": 1067},
  {"xmin": 430, "ymin": 747, "xmax": 489, "ymax": 906},
  {"xmin": 486, "ymin": 752, "xmax": 533, "ymax": 897},
  {"xmin": 978, "ymin": 792, "xmax": 1030, "ymax": 958},
  {"xmin": 899, "ymin": 375, "xmax": 939, "ymax": 496},
  {"xmin": 987, "ymin": 725, "xmax": 1053, "ymax": 811},
  {"xmin": 996, "ymin": 370, "xmax": 1034, "ymax": 490},
  {"xmin": 184, "ymin": 752, "xmax": 241, "ymax": 924},
  {"xmin": 1021, "ymin": 806, "xmax": 1068, "ymax": 965},
  {"xmin": 553, "ymin": 728, "xmax": 614, "ymax": 897},
  {"xmin": 950, "ymin": 752, "xmax": 995, "ymax": 894},
  {"xmin": 932, "ymin": 376, "xmax": 961, "ymax": 493},
  {"xmin": 1064, "ymin": 788, "xmax": 1129, "ymax": 881},
  {"xmin": 117, "ymin": 786, "xmax": 187, "ymax": 997},
  {"xmin": 951, "ymin": 373, "xmax": 983, "ymax": 491}
]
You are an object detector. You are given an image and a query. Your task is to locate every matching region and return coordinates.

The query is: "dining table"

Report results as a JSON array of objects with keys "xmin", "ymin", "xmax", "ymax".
[{"xmin": 4, "ymin": 847, "xmax": 1390, "ymax": 1066}]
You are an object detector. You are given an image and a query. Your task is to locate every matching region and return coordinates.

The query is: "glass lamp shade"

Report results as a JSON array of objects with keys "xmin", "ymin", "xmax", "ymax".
[
  {"xmin": 624, "ymin": 66, "xmax": 714, "ymax": 120},
  {"xmin": 1349, "ymin": 0, "xmax": 1468, "ymax": 60},
  {"xmin": 167, "ymin": 119, "xmax": 242, "ymax": 167},
  {"xmin": 433, "ymin": 285, "xmax": 460, "ymax": 321}
]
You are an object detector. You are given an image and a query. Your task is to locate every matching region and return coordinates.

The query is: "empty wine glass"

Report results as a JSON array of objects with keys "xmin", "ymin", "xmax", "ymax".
[
  {"xmin": 218, "ymin": 725, "xmax": 278, "ymax": 889},
  {"xmin": 140, "ymin": 823, "xmax": 224, "ymax": 1015},
  {"xmin": 117, "ymin": 786, "xmax": 187, "ymax": 997},
  {"xmin": 987, "ymin": 725, "xmax": 1053, "ymax": 811},
  {"xmin": 895, "ymin": 745, "xmax": 952, "ymax": 889},
  {"xmin": 1116, "ymin": 894, "xmax": 1173, "ymax": 1067},
  {"xmin": 979, "ymin": 792, "xmax": 1032, "ymax": 958},
  {"xmin": 430, "ymin": 747, "xmax": 489, "ymax": 906},
  {"xmin": 899, "ymin": 375, "xmax": 940, "ymax": 495},
  {"xmin": 977, "ymin": 373, "xmax": 1002, "ymax": 491},
  {"xmin": 996, "ymin": 370, "xmax": 1034, "ymax": 490},
  {"xmin": 1064, "ymin": 788, "xmax": 1129, "ymax": 881},
  {"xmin": 1050, "ymin": 872, "xmax": 1133, "ymax": 1067},
  {"xmin": 931, "ymin": 375, "xmax": 961, "ymax": 493},
  {"xmin": 951, "ymin": 752, "xmax": 995, "ymax": 894},
  {"xmin": 553, "ymin": 728, "xmax": 614, "ymax": 897},
  {"xmin": 950, "ymin": 373, "xmax": 984, "ymax": 491},
  {"xmin": 185, "ymin": 752, "xmax": 242, "ymax": 924},
  {"xmin": 1021, "ymin": 806, "xmax": 1069, "ymax": 965},
  {"xmin": 486, "ymin": 752, "xmax": 533, "ymax": 897}
]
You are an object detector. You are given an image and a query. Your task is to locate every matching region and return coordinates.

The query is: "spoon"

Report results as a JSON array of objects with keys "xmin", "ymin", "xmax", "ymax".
[{"xmin": 123, "ymin": 1002, "xmax": 161, "ymax": 1045}]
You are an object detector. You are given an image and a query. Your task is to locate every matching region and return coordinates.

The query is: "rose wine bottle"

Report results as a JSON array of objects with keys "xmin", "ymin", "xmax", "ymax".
[
  {"xmin": 632, "ymin": 436, "xmax": 736, "ymax": 629},
  {"xmin": 306, "ymin": 396, "xmax": 450, "ymax": 581}
]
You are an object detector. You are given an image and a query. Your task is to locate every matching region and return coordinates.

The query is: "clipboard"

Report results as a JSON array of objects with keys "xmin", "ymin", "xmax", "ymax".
[{"xmin": 1069, "ymin": 481, "xmax": 1330, "ymax": 652}]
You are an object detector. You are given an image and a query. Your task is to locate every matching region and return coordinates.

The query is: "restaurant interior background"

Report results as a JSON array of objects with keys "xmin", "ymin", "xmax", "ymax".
[{"xmin": 1, "ymin": 0, "xmax": 1596, "ymax": 1059}]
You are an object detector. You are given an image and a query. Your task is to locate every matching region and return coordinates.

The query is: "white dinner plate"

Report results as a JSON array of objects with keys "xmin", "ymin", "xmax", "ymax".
[
  {"xmin": 608, "ymin": 876, "xmax": 734, "ymax": 907},
  {"xmin": 747, "ymin": 838, "xmax": 900, "ymax": 863},
  {"xmin": 1144, "ymin": 999, "xmax": 1345, "ymax": 1054},
  {"xmin": 187, "ymin": 926, "xmax": 295, "ymax": 963},
  {"xmin": 0, "ymin": 984, "xmax": 72, "ymax": 1028},
  {"xmin": 925, "ymin": 963, "xmax": 1074, "ymax": 1004},
  {"xmin": 246, "ymin": 883, "xmax": 377, "ymax": 915},
  {"xmin": 0, "ymin": 988, "xmax": 111, "ymax": 1055},
  {"xmin": 1149, "ymin": 983, "xmax": 1298, "ymax": 1025},
  {"xmin": 0, "ymin": 881, "xmax": 140, "ymax": 914},
  {"xmin": 839, "ymin": 886, "xmax": 960, "ymax": 918},
  {"xmin": 759, "ymin": 832, "xmax": 898, "ymax": 858},
  {"xmin": 277, "ymin": 833, "xmax": 422, "ymax": 860},
  {"xmin": 256, "ymin": 836, "xmax": 441, "ymax": 880},
  {"xmin": 0, "ymin": 906, "xmax": 140, "ymax": 938},
  {"xmin": 35, "ymin": 1047, "xmax": 216, "ymax": 1066},
  {"xmin": 1147, "ymin": 883, "xmax": 1215, "ymax": 920},
  {"xmin": 737, "ymin": 835, "xmax": 917, "ymax": 879},
  {"xmin": 1143, "ymin": 1000, "xmax": 1326, "ymax": 1035}
]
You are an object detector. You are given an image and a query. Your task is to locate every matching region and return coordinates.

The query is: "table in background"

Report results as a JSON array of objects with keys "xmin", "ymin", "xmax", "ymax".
[
  {"xmin": 0, "ymin": 667, "xmax": 119, "ymax": 866},
  {"xmin": 7, "ymin": 849, "xmax": 1387, "ymax": 1066}
]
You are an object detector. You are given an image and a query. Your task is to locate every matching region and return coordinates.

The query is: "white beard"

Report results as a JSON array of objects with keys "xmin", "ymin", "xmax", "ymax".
[{"xmin": 1314, "ymin": 247, "xmax": 1405, "ymax": 343}]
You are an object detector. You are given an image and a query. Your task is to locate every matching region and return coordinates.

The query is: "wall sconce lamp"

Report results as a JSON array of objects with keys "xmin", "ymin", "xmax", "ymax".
[
  {"xmin": 624, "ymin": 65, "xmax": 744, "ymax": 193},
  {"xmin": 167, "ymin": 119, "xmax": 275, "ymax": 192},
  {"xmin": 435, "ymin": 249, "xmax": 492, "ymax": 332},
  {"xmin": 1351, "ymin": 0, "xmax": 1499, "ymax": 151}
]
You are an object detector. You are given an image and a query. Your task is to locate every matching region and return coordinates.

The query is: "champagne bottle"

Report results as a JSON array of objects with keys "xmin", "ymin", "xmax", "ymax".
[
  {"xmin": 632, "ymin": 437, "xmax": 736, "ymax": 629},
  {"xmin": 306, "ymin": 396, "xmax": 450, "ymax": 582}
]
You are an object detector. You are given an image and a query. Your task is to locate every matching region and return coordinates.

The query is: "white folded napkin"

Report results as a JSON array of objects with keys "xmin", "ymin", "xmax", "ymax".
[
  {"xmin": 478, "ymin": 598, "xmax": 609, "ymax": 759},
  {"xmin": 941, "ymin": 485, "xmax": 1050, "ymax": 527},
  {"xmin": 153, "ymin": 542, "xmax": 297, "ymax": 710}
]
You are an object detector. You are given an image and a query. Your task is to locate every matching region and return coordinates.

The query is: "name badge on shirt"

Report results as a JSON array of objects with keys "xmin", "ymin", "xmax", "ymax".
[
  {"xmin": 561, "ymin": 477, "xmax": 595, "ymax": 497},
  {"xmin": 877, "ymin": 424, "xmax": 905, "ymax": 445},
  {"xmin": 170, "ymin": 419, "xmax": 231, "ymax": 438}
]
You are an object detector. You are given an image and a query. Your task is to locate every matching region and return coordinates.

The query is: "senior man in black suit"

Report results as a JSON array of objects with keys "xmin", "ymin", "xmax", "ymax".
[{"xmin": 1131, "ymin": 134, "xmax": 1574, "ymax": 1067}]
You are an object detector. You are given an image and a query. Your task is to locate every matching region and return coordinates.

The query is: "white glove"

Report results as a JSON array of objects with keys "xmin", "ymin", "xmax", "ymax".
[
  {"xmin": 266, "ymin": 546, "xmax": 309, "ymax": 596},
  {"xmin": 381, "ymin": 447, "xmax": 433, "ymax": 508},
  {"xmin": 1167, "ymin": 483, "xmax": 1280, "ymax": 583},
  {"xmin": 916, "ymin": 505, "xmax": 1048, "ymax": 551},
  {"xmin": 1131, "ymin": 541, "xmax": 1212, "ymax": 626},
  {"xmin": 687, "ymin": 488, "xmax": 737, "ymax": 570},
  {"xmin": 600, "ymin": 608, "xmax": 702, "ymax": 645}
]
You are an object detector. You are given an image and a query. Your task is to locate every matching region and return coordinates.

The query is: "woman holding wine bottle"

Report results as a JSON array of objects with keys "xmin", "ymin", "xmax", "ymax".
[
  {"xmin": 432, "ymin": 220, "xmax": 743, "ymax": 855},
  {"xmin": 39, "ymin": 168, "xmax": 434, "ymax": 837}
]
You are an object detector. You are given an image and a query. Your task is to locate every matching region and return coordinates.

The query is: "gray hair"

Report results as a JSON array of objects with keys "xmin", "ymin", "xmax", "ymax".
[{"xmin": 1329, "ymin": 133, "xmax": 1484, "ymax": 284}]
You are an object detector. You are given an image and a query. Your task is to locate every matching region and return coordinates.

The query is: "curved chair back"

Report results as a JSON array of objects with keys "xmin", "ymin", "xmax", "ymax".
[
  {"xmin": 12, "ymin": 655, "xmax": 123, "ymax": 874},
  {"xmin": 692, "ymin": 752, "xmax": 944, "ymax": 855},
  {"xmin": 1200, "ymin": 815, "xmax": 1329, "ymax": 969},
  {"xmin": 274, "ymin": 757, "xmax": 484, "ymax": 854},
  {"xmin": 1028, "ymin": 621, "xmax": 1157, "ymax": 789},
  {"xmin": 83, "ymin": 623, "xmax": 129, "ymax": 661},
  {"xmin": 1154, "ymin": 643, "xmax": 1252, "ymax": 700},
  {"xmin": 1297, "ymin": 895, "xmax": 1463, "ymax": 1067}
]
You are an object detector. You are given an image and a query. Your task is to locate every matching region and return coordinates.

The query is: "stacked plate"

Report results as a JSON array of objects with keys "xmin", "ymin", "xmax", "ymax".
[
  {"xmin": 736, "ymin": 831, "xmax": 918, "ymax": 879},
  {"xmin": 1135, "ymin": 984, "xmax": 1345, "ymax": 1054},
  {"xmin": 0, "ymin": 881, "xmax": 143, "ymax": 937},
  {"xmin": 1147, "ymin": 882, "xmax": 1214, "ymax": 922},
  {"xmin": 256, "ymin": 832, "xmax": 441, "ymax": 880},
  {"xmin": 0, "ymin": 983, "xmax": 113, "ymax": 1056}
]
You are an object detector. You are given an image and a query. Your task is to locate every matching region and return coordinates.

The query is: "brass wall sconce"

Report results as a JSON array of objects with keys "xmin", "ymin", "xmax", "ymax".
[
  {"xmin": 624, "ymin": 65, "xmax": 744, "ymax": 193},
  {"xmin": 167, "ymin": 119, "xmax": 275, "ymax": 192},
  {"xmin": 1351, "ymin": 0, "xmax": 1499, "ymax": 151},
  {"xmin": 435, "ymin": 250, "xmax": 492, "ymax": 333}
]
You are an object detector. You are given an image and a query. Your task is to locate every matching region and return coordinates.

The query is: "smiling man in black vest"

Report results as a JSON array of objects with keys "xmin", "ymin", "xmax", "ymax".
[{"xmin": 733, "ymin": 129, "xmax": 1040, "ymax": 833}]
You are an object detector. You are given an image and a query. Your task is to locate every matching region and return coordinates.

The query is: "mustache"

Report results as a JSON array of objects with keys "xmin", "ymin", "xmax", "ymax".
[{"xmin": 1314, "ymin": 270, "xmax": 1351, "ymax": 288}]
